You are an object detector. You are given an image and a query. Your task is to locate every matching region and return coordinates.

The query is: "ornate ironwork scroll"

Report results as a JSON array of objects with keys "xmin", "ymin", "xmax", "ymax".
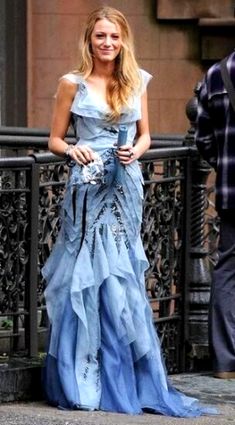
[
  {"xmin": 141, "ymin": 157, "xmax": 187, "ymax": 373},
  {"xmin": 0, "ymin": 165, "xmax": 31, "ymax": 354}
]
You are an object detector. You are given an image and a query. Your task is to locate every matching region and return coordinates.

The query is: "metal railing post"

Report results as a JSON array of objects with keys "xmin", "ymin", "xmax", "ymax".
[
  {"xmin": 25, "ymin": 159, "xmax": 39, "ymax": 357},
  {"xmin": 180, "ymin": 154, "xmax": 192, "ymax": 371},
  {"xmin": 184, "ymin": 84, "xmax": 213, "ymax": 370}
]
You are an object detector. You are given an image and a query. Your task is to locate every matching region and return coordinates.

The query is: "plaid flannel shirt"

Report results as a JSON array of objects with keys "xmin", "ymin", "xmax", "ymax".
[{"xmin": 196, "ymin": 50, "xmax": 235, "ymax": 210}]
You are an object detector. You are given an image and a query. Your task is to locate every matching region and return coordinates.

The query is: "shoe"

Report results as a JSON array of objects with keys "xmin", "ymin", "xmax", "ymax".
[{"xmin": 213, "ymin": 371, "xmax": 235, "ymax": 379}]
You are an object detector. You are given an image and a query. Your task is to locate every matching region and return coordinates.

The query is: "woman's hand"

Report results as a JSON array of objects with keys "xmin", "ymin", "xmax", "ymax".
[
  {"xmin": 117, "ymin": 91, "xmax": 151, "ymax": 165},
  {"xmin": 65, "ymin": 144, "xmax": 95, "ymax": 165},
  {"xmin": 116, "ymin": 145, "xmax": 138, "ymax": 165}
]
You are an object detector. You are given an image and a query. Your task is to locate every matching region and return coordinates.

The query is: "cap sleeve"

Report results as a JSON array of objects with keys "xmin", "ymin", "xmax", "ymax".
[
  {"xmin": 60, "ymin": 73, "xmax": 84, "ymax": 84},
  {"xmin": 139, "ymin": 69, "xmax": 153, "ymax": 94}
]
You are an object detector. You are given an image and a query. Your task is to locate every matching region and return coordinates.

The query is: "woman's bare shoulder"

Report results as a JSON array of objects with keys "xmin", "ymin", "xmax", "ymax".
[{"xmin": 56, "ymin": 76, "xmax": 78, "ymax": 101}]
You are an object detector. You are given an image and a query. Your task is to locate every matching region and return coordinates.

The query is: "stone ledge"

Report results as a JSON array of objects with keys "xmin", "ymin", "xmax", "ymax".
[
  {"xmin": 199, "ymin": 18, "xmax": 235, "ymax": 27},
  {"xmin": 156, "ymin": 0, "xmax": 234, "ymax": 20}
]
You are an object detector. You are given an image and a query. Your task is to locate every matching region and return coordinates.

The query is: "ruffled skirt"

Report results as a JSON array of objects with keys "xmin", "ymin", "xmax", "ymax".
[{"xmin": 42, "ymin": 149, "xmax": 217, "ymax": 417}]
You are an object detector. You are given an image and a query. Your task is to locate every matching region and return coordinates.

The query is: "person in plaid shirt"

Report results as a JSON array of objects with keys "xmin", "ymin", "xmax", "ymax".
[{"xmin": 196, "ymin": 50, "xmax": 235, "ymax": 379}]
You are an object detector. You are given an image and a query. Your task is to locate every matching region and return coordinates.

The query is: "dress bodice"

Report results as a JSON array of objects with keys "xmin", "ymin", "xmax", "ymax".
[{"xmin": 61, "ymin": 69, "xmax": 152, "ymax": 153}]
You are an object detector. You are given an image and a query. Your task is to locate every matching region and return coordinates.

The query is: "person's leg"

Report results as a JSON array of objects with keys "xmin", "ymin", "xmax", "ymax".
[{"xmin": 209, "ymin": 210, "xmax": 235, "ymax": 377}]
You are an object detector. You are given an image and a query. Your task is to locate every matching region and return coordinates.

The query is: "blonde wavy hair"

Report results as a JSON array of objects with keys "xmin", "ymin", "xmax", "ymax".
[{"xmin": 74, "ymin": 6, "xmax": 141, "ymax": 121}]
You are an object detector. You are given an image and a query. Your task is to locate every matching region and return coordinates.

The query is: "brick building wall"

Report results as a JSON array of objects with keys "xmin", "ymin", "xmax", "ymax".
[{"xmin": 27, "ymin": 0, "xmax": 208, "ymax": 134}]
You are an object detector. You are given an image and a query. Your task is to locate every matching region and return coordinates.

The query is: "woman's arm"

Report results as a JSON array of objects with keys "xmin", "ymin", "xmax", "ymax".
[
  {"xmin": 48, "ymin": 78, "xmax": 94, "ymax": 164},
  {"xmin": 135, "ymin": 90, "xmax": 152, "ymax": 156},
  {"xmin": 117, "ymin": 91, "xmax": 151, "ymax": 164}
]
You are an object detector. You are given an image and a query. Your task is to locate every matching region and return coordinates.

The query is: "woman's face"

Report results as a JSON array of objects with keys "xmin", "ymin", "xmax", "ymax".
[{"xmin": 90, "ymin": 18, "xmax": 122, "ymax": 63}]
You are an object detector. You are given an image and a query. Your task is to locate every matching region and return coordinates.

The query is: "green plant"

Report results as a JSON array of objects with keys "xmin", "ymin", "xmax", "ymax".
[{"xmin": 1, "ymin": 319, "xmax": 13, "ymax": 330}]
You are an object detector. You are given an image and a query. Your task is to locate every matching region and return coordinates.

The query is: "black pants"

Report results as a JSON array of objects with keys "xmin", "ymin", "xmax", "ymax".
[{"xmin": 210, "ymin": 210, "xmax": 235, "ymax": 372}]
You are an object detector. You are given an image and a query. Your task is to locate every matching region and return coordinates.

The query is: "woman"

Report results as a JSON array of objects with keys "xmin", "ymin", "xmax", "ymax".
[{"xmin": 42, "ymin": 6, "xmax": 216, "ymax": 417}]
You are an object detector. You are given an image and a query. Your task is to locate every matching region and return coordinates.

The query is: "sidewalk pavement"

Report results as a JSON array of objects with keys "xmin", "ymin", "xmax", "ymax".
[{"xmin": 0, "ymin": 373, "xmax": 235, "ymax": 425}]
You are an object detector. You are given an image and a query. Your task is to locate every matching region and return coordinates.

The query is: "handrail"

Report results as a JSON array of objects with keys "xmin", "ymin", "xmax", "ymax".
[
  {"xmin": 0, "ymin": 126, "xmax": 184, "ymax": 149},
  {"xmin": 0, "ymin": 135, "xmax": 75, "ymax": 148},
  {"xmin": 0, "ymin": 137, "xmax": 183, "ymax": 149},
  {"xmin": 143, "ymin": 146, "xmax": 196, "ymax": 160},
  {"xmin": 0, "ymin": 146, "xmax": 195, "ymax": 167},
  {"xmin": 0, "ymin": 156, "xmax": 35, "ymax": 167},
  {"xmin": 0, "ymin": 126, "xmax": 184, "ymax": 140},
  {"xmin": 0, "ymin": 125, "xmax": 50, "ymax": 135}
]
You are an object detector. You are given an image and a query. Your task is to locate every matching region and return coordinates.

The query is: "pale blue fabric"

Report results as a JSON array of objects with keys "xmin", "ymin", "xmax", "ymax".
[{"xmin": 42, "ymin": 70, "xmax": 217, "ymax": 416}]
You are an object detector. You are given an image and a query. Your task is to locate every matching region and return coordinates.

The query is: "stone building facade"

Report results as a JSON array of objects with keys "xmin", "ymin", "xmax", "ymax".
[{"xmin": 1, "ymin": 0, "xmax": 235, "ymax": 134}]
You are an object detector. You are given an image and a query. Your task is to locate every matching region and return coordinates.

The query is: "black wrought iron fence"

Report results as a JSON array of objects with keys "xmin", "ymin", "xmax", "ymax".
[
  {"xmin": 0, "ymin": 128, "xmax": 218, "ymax": 373},
  {"xmin": 141, "ymin": 148, "xmax": 192, "ymax": 372}
]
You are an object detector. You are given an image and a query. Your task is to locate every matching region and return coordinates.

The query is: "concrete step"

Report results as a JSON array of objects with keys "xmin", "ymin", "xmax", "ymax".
[{"xmin": 0, "ymin": 357, "xmax": 43, "ymax": 402}]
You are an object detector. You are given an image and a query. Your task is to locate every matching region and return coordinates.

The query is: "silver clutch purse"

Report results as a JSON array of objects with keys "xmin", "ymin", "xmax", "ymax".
[{"xmin": 80, "ymin": 152, "xmax": 104, "ymax": 184}]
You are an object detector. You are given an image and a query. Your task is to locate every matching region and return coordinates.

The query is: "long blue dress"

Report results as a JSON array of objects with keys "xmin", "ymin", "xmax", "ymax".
[{"xmin": 42, "ymin": 70, "xmax": 216, "ymax": 417}]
